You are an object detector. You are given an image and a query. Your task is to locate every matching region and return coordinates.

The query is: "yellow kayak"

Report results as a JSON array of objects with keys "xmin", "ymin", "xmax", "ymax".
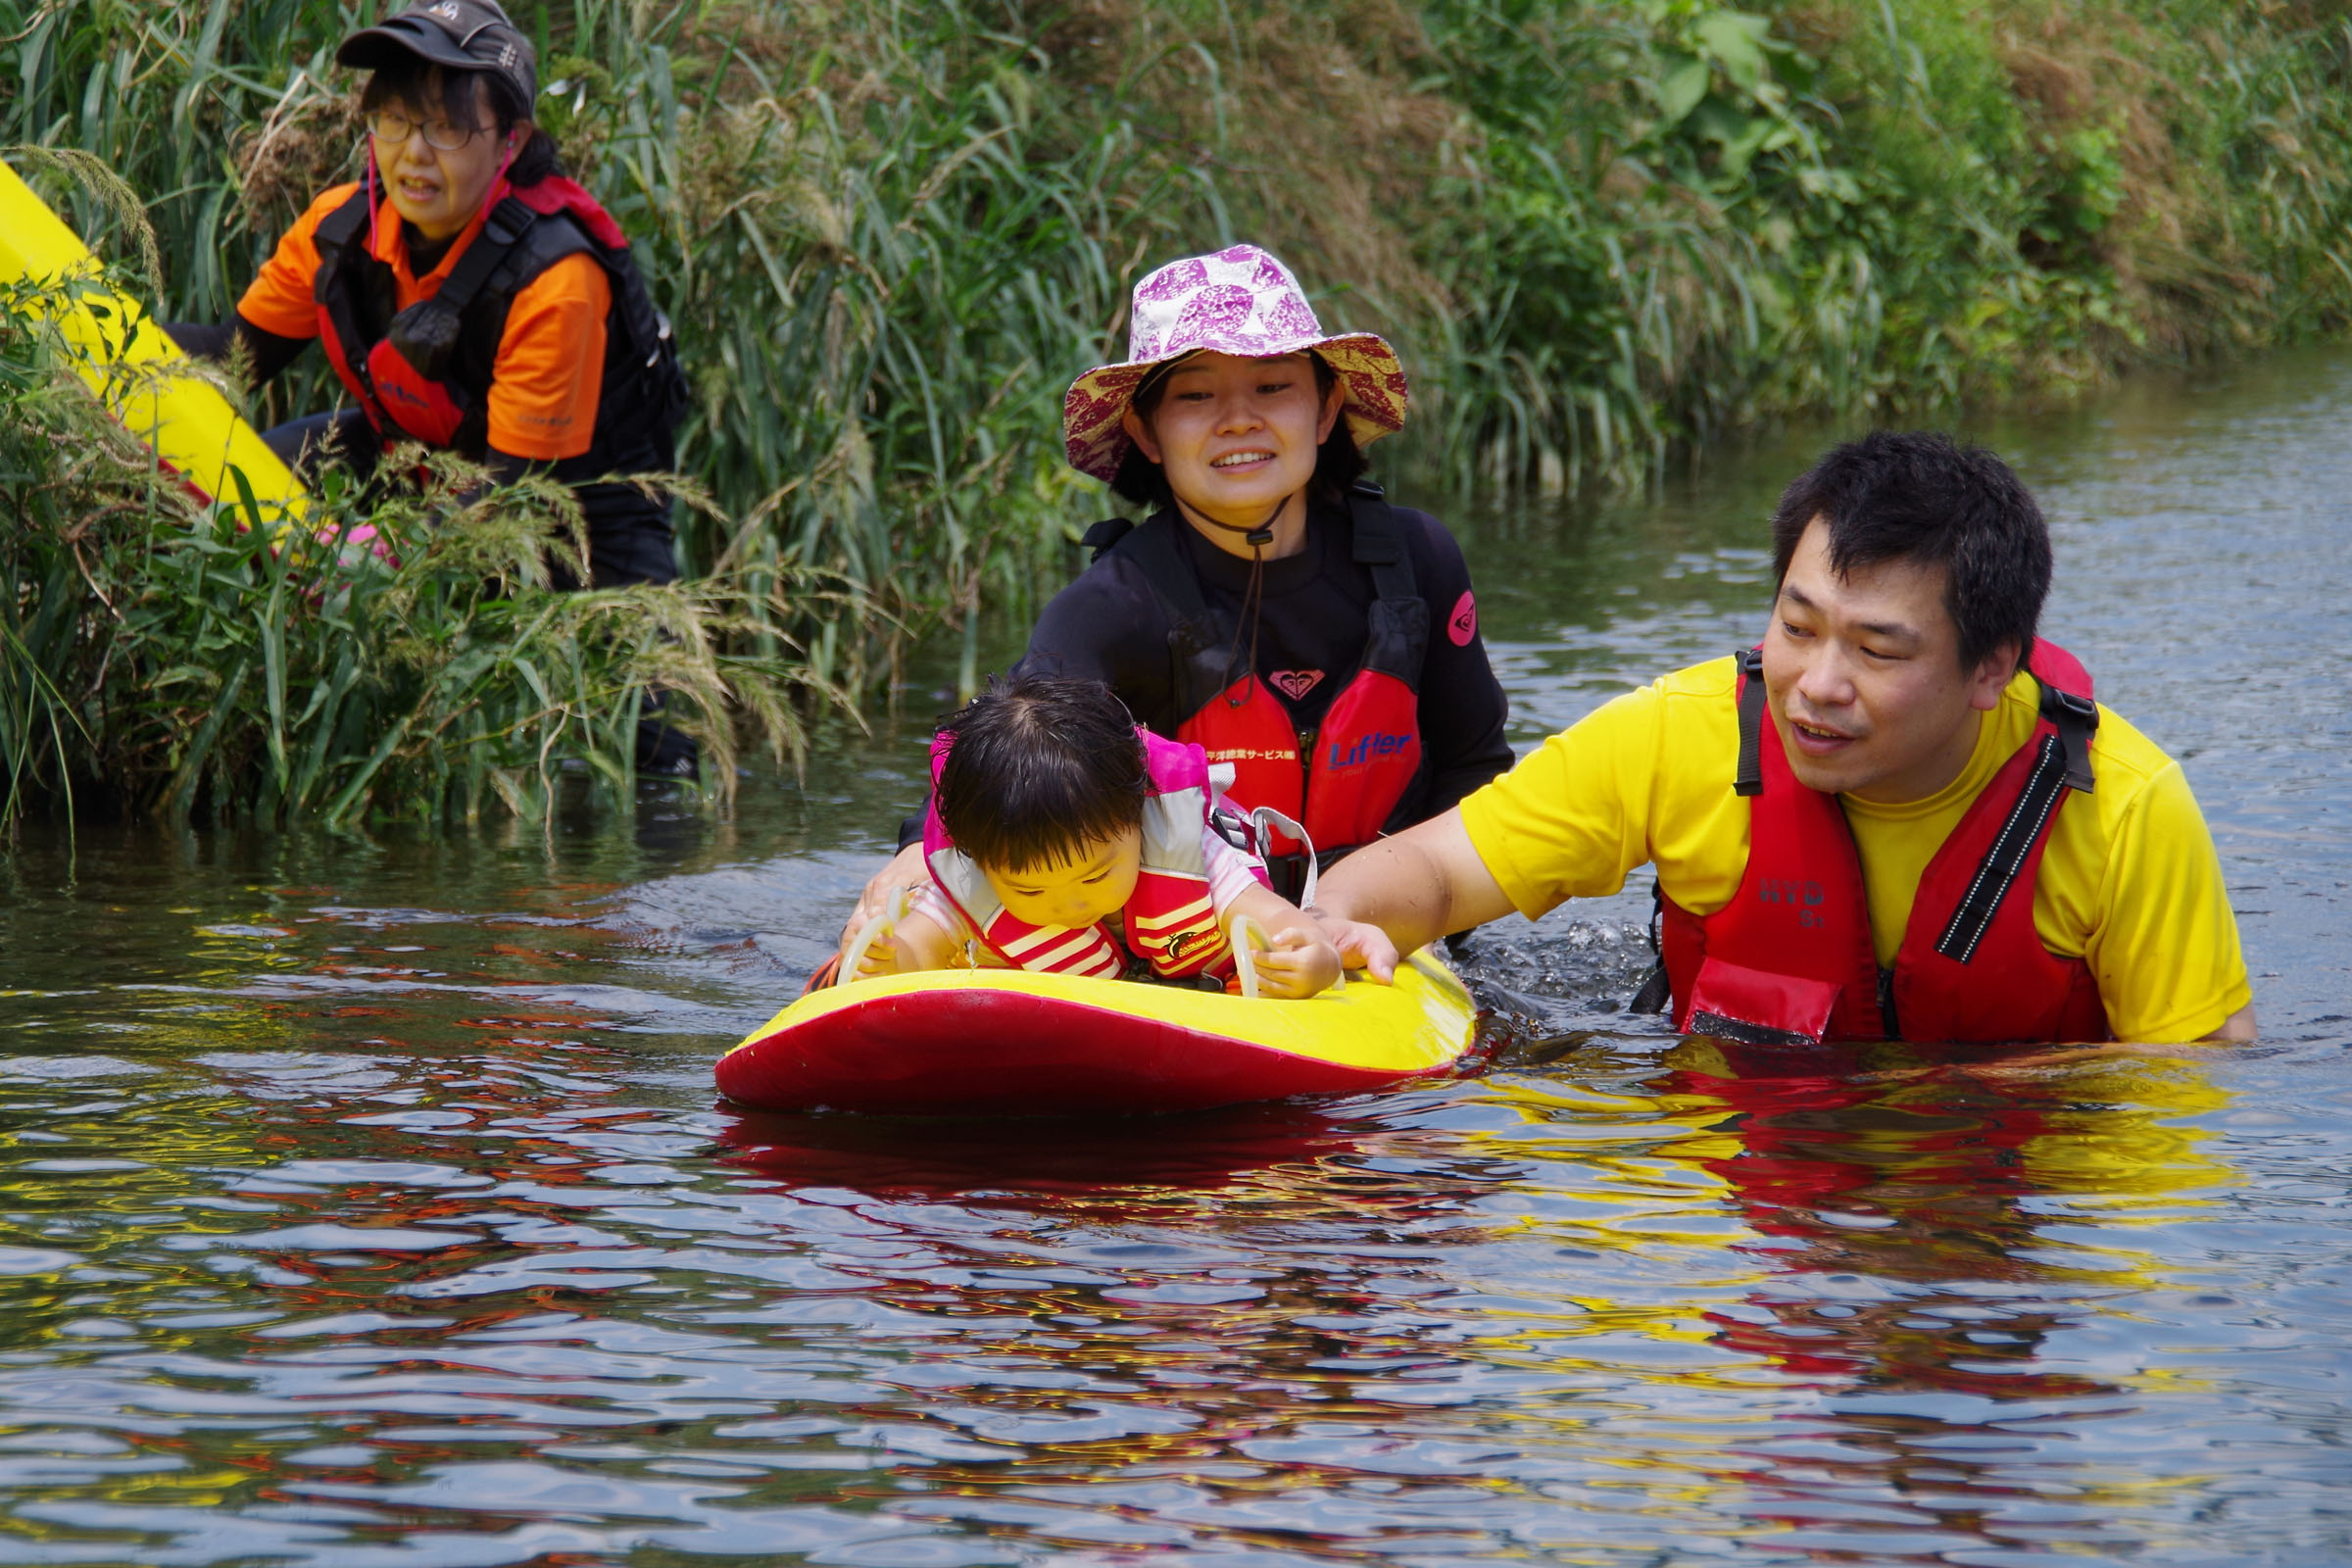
[
  {"xmin": 716, "ymin": 948, "xmax": 1478, "ymax": 1115},
  {"xmin": 1, "ymin": 157, "xmax": 304, "ymax": 526}
]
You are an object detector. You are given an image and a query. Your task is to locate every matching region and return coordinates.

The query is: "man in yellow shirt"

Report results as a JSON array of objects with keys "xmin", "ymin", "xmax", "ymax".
[{"xmin": 1318, "ymin": 432, "xmax": 2254, "ymax": 1045}]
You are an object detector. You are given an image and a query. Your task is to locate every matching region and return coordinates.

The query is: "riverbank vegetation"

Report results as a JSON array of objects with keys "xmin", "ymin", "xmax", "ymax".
[
  {"xmin": 2, "ymin": 271, "xmax": 842, "ymax": 829},
  {"xmin": 6, "ymin": 0, "xmax": 2349, "ymax": 824}
]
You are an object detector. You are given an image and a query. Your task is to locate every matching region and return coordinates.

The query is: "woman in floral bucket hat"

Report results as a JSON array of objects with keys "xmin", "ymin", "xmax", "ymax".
[{"xmin": 838, "ymin": 246, "xmax": 1509, "ymax": 960}]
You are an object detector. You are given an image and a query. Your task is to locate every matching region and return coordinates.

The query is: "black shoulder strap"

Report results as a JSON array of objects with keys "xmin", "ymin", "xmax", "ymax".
[
  {"xmin": 1102, "ymin": 512, "xmax": 1210, "ymax": 622},
  {"xmin": 1933, "ymin": 731, "xmax": 2069, "ymax": 964},
  {"xmin": 1347, "ymin": 479, "xmax": 1417, "ymax": 603},
  {"xmin": 1082, "ymin": 516, "xmax": 1135, "ymax": 564},
  {"xmin": 1733, "ymin": 646, "xmax": 1767, "ymax": 797},
  {"xmin": 431, "ymin": 195, "xmax": 541, "ymax": 316},
  {"xmin": 314, "ymin": 187, "xmax": 371, "ymax": 257},
  {"xmin": 1932, "ymin": 677, "xmax": 2100, "ymax": 963},
  {"xmin": 1937, "ymin": 672, "xmax": 2107, "ymax": 963}
]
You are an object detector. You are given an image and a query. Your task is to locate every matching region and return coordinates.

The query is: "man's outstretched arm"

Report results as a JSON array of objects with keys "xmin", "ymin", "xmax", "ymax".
[
  {"xmin": 1313, "ymin": 808, "xmax": 1518, "ymax": 980},
  {"xmin": 2203, "ymin": 1004, "xmax": 2256, "ymax": 1042}
]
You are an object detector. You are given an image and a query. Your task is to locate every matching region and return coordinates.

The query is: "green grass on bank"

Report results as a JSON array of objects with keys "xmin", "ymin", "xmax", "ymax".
[
  {"xmin": 5, "ymin": 0, "xmax": 2349, "ymax": 825},
  {"xmin": 1, "ymin": 270, "xmax": 842, "ymax": 830}
]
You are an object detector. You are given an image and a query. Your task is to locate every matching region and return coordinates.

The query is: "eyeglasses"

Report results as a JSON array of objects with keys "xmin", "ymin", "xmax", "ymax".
[{"xmin": 366, "ymin": 110, "xmax": 484, "ymax": 152}]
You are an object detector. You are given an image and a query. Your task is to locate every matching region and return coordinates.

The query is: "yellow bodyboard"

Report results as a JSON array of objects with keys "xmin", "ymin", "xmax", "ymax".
[
  {"xmin": 0, "ymin": 157, "xmax": 305, "ymax": 526},
  {"xmin": 716, "ymin": 948, "xmax": 1481, "ymax": 1115}
]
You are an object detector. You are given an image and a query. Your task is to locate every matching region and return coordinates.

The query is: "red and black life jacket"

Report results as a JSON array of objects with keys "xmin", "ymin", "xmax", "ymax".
[
  {"xmin": 310, "ymin": 175, "xmax": 688, "ymax": 466},
  {"xmin": 1084, "ymin": 482, "xmax": 1429, "ymax": 895},
  {"xmin": 1636, "ymin": 642, "xmax": 2111, "ymax": 1046}
]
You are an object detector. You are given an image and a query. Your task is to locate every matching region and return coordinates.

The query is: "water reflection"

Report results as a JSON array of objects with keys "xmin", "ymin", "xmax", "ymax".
[{"xmin": 718, "ymin": 1102, "xmax": 1383, "ymax": 1200}]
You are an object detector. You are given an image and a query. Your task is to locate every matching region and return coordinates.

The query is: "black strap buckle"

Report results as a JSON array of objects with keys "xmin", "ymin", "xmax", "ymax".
[
  {"xmin": 481, "ymin": 195, "xmax": 536, "ymax": 250},
  {"xmin": 1733, "ymin": 647, "xmax": 1767, "ymax": 798},
  {"xmin": 2036, "ymin": 680, "xmax": 2098, "ymax": 795},
  {"xmin": 2038, "ymin": 684, "xmax": 2098, "ymax": 730}
]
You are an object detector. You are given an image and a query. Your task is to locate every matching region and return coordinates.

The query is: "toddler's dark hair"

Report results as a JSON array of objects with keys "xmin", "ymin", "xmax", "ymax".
[{"xmin": 935, "ymin": 672, "xmax": 1149, "ymax": 872}]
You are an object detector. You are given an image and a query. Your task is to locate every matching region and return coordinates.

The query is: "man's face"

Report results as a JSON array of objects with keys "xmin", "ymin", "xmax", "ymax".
[{"xmin": 1760, "ymin": 517, "xmax": 2016, "ymax": 802}]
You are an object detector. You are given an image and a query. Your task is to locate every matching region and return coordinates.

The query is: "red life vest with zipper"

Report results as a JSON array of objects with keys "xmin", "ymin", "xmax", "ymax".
[
  {"xmin": 310, "ymin": 174, "xmax": 687, "ymax": 460},
  {"xmin": 921, "ymin": 728, "xmax": 1267, "ymax": 981},
  {"xmin": 1087, "ymin": 482, "xmax": 1429, "ymax": 877},
  {"xmin": 1652, "ymin": 643, "xmax": 2111, "ymax": 1046}
]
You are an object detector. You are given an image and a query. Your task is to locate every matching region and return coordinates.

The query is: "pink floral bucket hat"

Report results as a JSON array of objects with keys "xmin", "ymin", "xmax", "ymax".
[{"xmin": 1061, "ymin": 245, "xmax": 1410, "ymax": 483}]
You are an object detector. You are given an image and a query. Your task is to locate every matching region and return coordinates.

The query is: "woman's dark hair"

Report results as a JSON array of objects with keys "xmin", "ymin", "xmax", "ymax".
[
  {"xmin": 935, "ymin": 673, "xmax": 1150, "ymax": 873},
  {"xmin": 360, "ymin": 58, "xmax": 563, "ymax": 180},
  {"xmin": 1108, "ymin": 350, "xmax": 1369, "ymax": 510},
  {"xmin": 1770, "ymin": 430, "xmax": 2050, "ymax": 673}
]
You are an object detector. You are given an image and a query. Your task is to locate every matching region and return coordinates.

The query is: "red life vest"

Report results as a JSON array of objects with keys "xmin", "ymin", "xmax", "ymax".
[
  {"xmin": 1651, "ymin": 642, "xmax": 2111, "ymax": 1046},
  {"xmin": 309, "ymin": 172, "xmax": 687, "ymax": 461},
  {"xmin": 921, "ymin": 728, "xmax": 1267, "ymax": 981},
  {"xmin": 1085, "ymin": 483, "xmax": 1428, "ymax": 882}
]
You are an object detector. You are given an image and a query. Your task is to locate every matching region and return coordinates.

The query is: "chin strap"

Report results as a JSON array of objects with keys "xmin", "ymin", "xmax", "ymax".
[{"xmin": 1181, "ymin": 495, "xmax": 1292, "ymax": 709}]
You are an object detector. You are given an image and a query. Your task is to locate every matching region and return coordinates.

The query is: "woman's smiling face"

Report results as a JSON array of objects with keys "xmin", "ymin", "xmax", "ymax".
[{"xmin": 1120, "ymin": 351, "xmax": 1344, "ymax": 526}]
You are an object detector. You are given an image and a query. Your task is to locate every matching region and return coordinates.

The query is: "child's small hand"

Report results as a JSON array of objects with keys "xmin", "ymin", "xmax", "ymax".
[
  {"xmin": 847, "ymin": 903, "xmax": 957, "ymax": 981},
  {"xmin": 845, "ymin": 887, "xmax": 921, "ymax": 981},
  {"xmin": 849, "ymin": 909, "xmax": 903, "ymax": 979},
  {"xmin": 1248, "ymin": 923, "xmax": 1343, "ymax": 1000}
]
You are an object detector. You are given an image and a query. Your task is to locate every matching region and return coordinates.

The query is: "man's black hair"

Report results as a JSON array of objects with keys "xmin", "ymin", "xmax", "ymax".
[
  {"xmin": 1770, "ymin": 430, "xmax": 2050, "ymax": 673},
  {"xmin": 1108, "ymin": 350, "xmax": 1368, "ymax": 510},
  {"xmin": 360, "ymin": 60, "xmax": 563, "ymax": 179},
  {"xmin": 935, "ymin": 672, "xmax": 1150, "ymax": 873}
]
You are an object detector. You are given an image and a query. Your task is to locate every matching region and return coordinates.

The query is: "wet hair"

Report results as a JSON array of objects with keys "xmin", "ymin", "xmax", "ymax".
[
  {"xmin": 1108, "ymin": 350, "xmax": 1369, "ymax": 510},
  {"xmin": 934, "ymin": 673, "xmax": 1150, "ymax": 873},
  {"xmin": 1770, "ymin": 430, "xmax": 2050, "ymax": 673},
  {"xmin": 359, "ymin": 58, "xmax": 563, "ymax": 180}
]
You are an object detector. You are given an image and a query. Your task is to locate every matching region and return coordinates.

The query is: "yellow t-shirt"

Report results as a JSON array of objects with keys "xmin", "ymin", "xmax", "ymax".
[{"xmin": 1460, "ymin": 657, "xmax": 2251, "ymax": 1043}]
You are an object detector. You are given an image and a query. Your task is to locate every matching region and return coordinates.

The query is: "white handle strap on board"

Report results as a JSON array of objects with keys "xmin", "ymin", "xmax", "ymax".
[
  {"xmin": 1246, "ymin": 806, "xmax": 1319, "ymax": 908},
  {"xmin": 840, "ymin": 885, "xmax": 909, "ymax": 985},
  {"xmin": 1227, "ymin": 913, "xmax": 1271, "ymax": 1001}
]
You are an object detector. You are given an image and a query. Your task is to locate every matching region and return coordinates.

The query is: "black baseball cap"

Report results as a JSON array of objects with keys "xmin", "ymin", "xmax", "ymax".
[{"xmin": 338, "ymin": 0, "xmax": 537, "ymax": 109}]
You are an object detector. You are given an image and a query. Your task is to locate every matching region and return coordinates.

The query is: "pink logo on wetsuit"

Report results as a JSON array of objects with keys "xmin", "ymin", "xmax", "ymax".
[
  {"xmin": 1269, "ymin": 669, "xmax": 1325, "ymax": 701},
  {"xmin": 1448, "ymin": 591, "xmax": 1477, "ymax": 647}
]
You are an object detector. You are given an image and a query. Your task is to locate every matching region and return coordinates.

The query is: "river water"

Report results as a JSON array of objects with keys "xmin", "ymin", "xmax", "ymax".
[{"xmin": 1, "ymin": 350, "xmax": 2348, "ymax": 1565}]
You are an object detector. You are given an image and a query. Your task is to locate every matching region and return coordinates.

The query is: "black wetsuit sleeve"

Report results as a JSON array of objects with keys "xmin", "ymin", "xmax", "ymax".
[
  {"xmin": 482, "ymin": 447, "xmax": 536, "ymax": 487},
  {"xmin": 1405, "ymin": 510, "xmax": 1514, "ymax": 815},
  {"xmin": 1010, "ymin": 553, "xmax": 1181, "ymax": 732},
  {"xmin": 161, "ymin": 314, "xmax": 309, "ymax": 384},
  {"xmin": 890, "ymin": 548, "xmax": 1177, "ymax": 850}
]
